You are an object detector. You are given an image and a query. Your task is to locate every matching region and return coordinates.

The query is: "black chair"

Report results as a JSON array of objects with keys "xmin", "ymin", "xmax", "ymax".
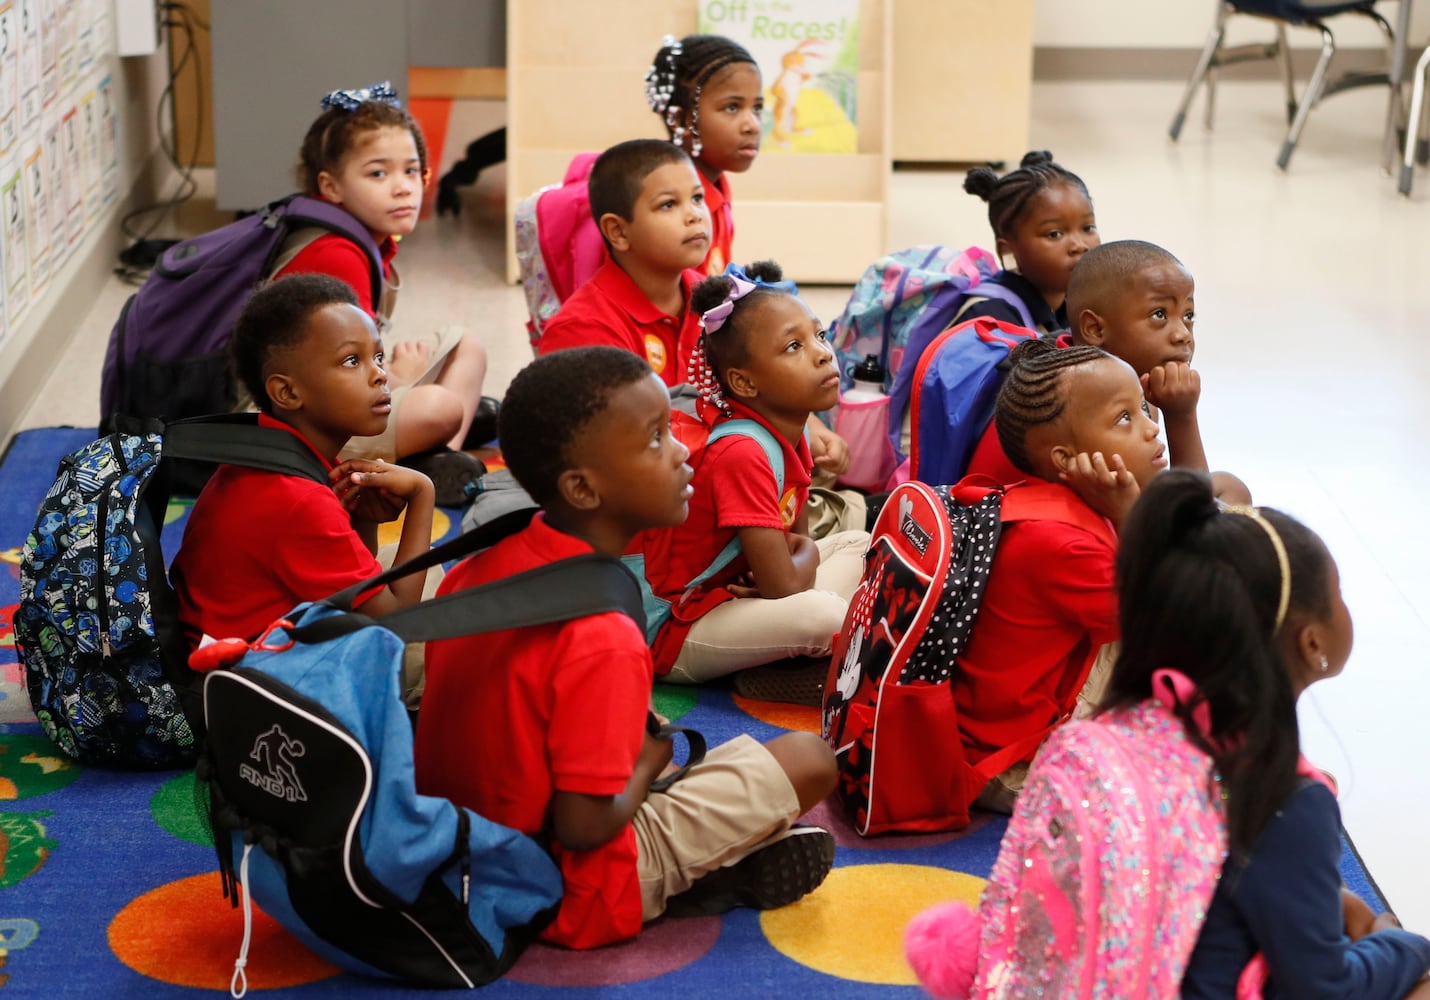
[{"xmin": 1169, "ymin": 0, "xmax": 1396, "ymax": 170}]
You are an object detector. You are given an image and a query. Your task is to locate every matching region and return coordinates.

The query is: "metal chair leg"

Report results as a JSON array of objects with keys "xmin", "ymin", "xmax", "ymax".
[
  {"xmin": 1276, "ymin": 23, "xmax": 1297, "ymax": 125},
  {"xmin": 1400, "ymin": 43, "xmax": 1430, "ymax": 196},
  {"xmin": 1278, "ymin": 25, "xmax": 1335, "ymax": 171},
  {"xmin": 1170, "ymin": 1, "xmax": 1229, "ymax": 141}
]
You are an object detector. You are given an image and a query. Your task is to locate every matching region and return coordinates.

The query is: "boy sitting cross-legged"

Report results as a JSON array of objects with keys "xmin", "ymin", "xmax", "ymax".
[
  {"xmin": 171, "ymin": 275, "xmax": 437, "ymax": 703},
  {"xmin": 414, "ymin": 346, "xmax": 837, "ymax": 950}
]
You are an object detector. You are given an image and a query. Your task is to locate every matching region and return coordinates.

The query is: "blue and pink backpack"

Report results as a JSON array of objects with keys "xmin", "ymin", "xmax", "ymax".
[{"xmin": 513, "ymin": 153, "xmax": 605, "ymax": 351}]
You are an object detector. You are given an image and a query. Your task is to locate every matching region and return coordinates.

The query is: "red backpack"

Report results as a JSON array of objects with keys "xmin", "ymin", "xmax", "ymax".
[{"xmin": 821, "ymin": 477, "xmax": 1114, "ymax": 836}]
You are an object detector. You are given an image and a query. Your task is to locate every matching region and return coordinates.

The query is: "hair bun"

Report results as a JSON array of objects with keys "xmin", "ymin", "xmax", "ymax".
[
  {"xmin": 1020, "ymin": 149, "xmax": 1054, "ymax": 168},
  {"xmin": 744, "ymin": 259, "xmax": 784, "ymax": 283},
  {"xmin": 963, "ymin": 167, "xmax": 997, "ymax": 201},
  {"xmin": 690, "ymin": 274, "xmax": 733, "ymax": 316}
]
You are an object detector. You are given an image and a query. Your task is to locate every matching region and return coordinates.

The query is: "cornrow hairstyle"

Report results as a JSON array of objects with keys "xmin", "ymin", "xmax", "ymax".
[
  {"xmin": 963, "ymin": 150, "xmax": 1091, "ymax": 239},
  {"xmin": 499, "ymin": 347, "xmax": 654, "ymax": 507},
  {"xmin": 1065, "ymin": 240, "xmax": 1186, "ymax": 323},
  {"xmin": 588, "ymin": 139, "xmax": 696, "ymax": 226},
  {"xmin": 993, "ymin": 337, "xmax": 1109, "ymax": 475},
  {"xmin": 296, "ymin": 100, "xmax": 430, "ymax": 195},
  {"xmin": 689, "ymin": 259, "xmax": 790, "ymax": 384},
  {"xmin": 646, "ymin": 34, "xmax": 757, "ymax": 145},
  {"xmin": 1100, "ymin": 470, "xmax": 1334, "ymax": 860},
  {"xmin": 231, "ymin": 274, "xmax": 360, "ymax": 415}
]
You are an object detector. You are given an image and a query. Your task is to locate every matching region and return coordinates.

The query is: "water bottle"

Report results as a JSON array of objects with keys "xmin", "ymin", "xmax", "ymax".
[{"xmin": 843, "ymin": 354, "xmax": 887, "ymax": 404}]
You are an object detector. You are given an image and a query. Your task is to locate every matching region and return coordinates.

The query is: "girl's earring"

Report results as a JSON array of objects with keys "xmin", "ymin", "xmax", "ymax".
[{"xmin": 1319, "ymin": 654, "xmax": 1330, "ymax": 673}]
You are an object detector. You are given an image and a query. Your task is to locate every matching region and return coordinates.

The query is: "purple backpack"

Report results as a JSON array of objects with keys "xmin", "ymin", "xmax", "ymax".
[{"xmin": 99, "ymin": 195, "xmax": 381, "ymax": 425}]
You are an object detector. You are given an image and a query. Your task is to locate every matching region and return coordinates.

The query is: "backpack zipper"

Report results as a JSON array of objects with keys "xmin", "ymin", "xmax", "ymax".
[{"xmin": 97, "ymin": 435, "xmax": 128, "ymax": 658}]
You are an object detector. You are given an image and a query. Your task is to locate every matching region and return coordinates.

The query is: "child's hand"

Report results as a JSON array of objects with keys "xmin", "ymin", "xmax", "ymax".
[
  {"xmin": 1343, "ymin": 887, "xmax": 1378, "ymax": 941},
  {"xmin": 638, "ymin": 729, "xmax": 676, "ymax": 778},
  {"xmin": 332, "ymin": 459, "xmax": 433, "ymax": 522},
  {"xmin": 1061, "ymin": 451, "xmax": 1140, "ymax": 527},
  {"xmin": 727, "ymin": 570, "xmax": 761, "ymax": 599},
  {"xmin": 385, "ymin": 340, "xmax": 432, "ymax": 387},
  {"xmin": 808, "ymin": 419, "xmax": 851, "ymax": 477},
  {"xmin": 1141, "ymin": 362, "xmax": 1200, "ymax": 419}
]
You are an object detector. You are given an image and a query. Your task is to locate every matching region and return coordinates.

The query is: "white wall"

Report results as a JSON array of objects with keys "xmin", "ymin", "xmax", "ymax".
[{"xmin": 1033, "ymin": 0, "xmax": 1430, "ymax": 49}]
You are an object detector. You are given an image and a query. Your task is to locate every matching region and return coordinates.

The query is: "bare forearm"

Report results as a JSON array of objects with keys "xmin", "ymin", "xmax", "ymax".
[{"xmin": 1163, "ymin": 411, "xmax": 1210, "ymax": 473}]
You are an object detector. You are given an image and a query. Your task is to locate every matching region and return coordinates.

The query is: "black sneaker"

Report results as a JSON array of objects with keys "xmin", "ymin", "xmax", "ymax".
[
  {"xmin": 399, "ymin": 448, "xmax": 486, "ymax": 507},
  {"xmin": 732, "ymin": 656, "xmax": 828, "ymax": 707},
  {"xmin": 664, "ymin": 824, "xmax": 835, "ymax": 918},
  {"xmin": 461, "ymin": 396, "xmax": 502, "ymax": 450}
]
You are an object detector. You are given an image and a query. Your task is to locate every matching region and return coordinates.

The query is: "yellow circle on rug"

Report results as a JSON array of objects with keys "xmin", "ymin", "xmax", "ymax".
[
  {"xmin": 110, "ymin": 872, "xmax": 339, "ymax": 989},
  {"xmin": 732, "ymin": 693, "xmax": 821, "ymax": 734},
  {"xmin": 760, "ymin": 863, "xmax": 984, "ymax": 985},
  {"xmin": 378, "ymin": 507, "xmax": 453, "ymax": 547}
]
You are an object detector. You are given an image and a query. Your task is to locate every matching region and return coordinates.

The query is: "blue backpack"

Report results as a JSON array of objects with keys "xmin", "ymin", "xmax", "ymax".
[
  {"xmin": 13, "ymin": 415, "xmax": 329, "ymax": 769},
  {"xmin": 198, "ymin": 509, "xmax": 643, "ymax": 989},
  {"xmin": 623, "ymin": 415, "xmax": 785, "ymax": 644},
  {"xmin": 906, "ymin": 318, "xmax": 1039, "ymax": 486},
  {"xmin": 98, "ymin": 194, "xmax": 381, "ymax": 425}
]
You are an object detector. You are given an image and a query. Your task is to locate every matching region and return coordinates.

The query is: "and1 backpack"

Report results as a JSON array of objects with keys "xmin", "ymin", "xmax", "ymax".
[
  {"xmin": 514, "ymin": 152, "xmax": 606, "ymax": 350},
  {"xmin": 98, "ymin": 194, "xmax": 382, "ymax": 425},
  {"xmin": 905, "ymin": 318, "xmax": 1040, "ymax": 486},
  {"xmin": 197, "ymin": 510, "xmax": 642, "ymax": 989},
  {"xmin": 956, "ymin": 682, "xmax": 1226, "ymax": 998},
  {"xmin": 13, "ymin": 415, "xmax": 328, "ymax": 768},
  {"xmin": 625, "ymin": 413, "xmax": 785, "ymax": 644}
]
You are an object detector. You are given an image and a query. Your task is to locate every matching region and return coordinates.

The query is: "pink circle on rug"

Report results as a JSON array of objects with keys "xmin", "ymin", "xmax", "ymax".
[
  {"xmin": 805, "ymin": 799, "xmax": 993, "ymax": 850},
  {"xmin": 505, "ymin": 915, "xmax": 721, "ymax": 986}
]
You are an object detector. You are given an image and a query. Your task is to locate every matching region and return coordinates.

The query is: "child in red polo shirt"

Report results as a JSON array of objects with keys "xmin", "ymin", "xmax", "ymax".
[
  {"xmin": 955, "ymin": 337, "xmax": 1169, "ymax": 812},
  {"xmin": 414, "ymin": 346, "xmax": 837, "ymax": 950},
  {"xmin": 538, "ymin": 139, "xmax": 710, "ymax": 387},
  {"xmin": 170, "ymin": 275, "xmax": 437, "ymax": 700},
  {"xmin": 635, "ymin": 260, "xmax": 869, "ymax": 702},
  {"xmin": 273, "ymin": 82, "xmax": 493, "ymax": 504},
  {"xmin": 965, "ymin": 240, "xmax": 1250, "ymax": 503}
]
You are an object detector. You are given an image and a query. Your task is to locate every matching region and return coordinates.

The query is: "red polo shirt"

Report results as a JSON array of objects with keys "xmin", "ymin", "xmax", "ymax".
[
  {"xmin": 700, "ymin": 171, "xmax": 734, "ymax": 277},
  {"xmin": 539, "ymin": 258, "xmax": 704, "ymax": 387},
  {"xmin": 414, "ymin": 515, "xmax": 651, "ymax": 950},
  {"xmin": 646, "ymin": 403, "xmax": 813, "ymax": 673},
  {"xmin": 170, "ymin": 414, "xmax": 383, "ymax": 649},
  {"xmin": 276, "ymin": 229, "xmax": 397, "ymax": 317},
  {"xmin": 965, "ymin": 334, "xmax": 1075, "ymax": 486},
  {"xmin": 953, "ymin": 481, "xmax": 1118, "ymax": 763}
]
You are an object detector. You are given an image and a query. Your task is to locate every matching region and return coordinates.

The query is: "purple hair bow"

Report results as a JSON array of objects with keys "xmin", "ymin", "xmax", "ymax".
[{"xmin": 699, "ymin": 263, "xmax": 799, "ymax": 334}]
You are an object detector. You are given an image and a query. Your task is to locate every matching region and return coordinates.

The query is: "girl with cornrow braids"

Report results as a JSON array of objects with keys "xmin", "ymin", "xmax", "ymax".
[
  {"xmin": 645, "ymin": 34, "xmax": 763, "ymax": 276},
  {"xmin": 951, "ymin": 337, "xmax": 1167, "ymax": 814},
  {"xmin": 959, "ymin": 150, "xmax": 1100, "ymax": 333}
]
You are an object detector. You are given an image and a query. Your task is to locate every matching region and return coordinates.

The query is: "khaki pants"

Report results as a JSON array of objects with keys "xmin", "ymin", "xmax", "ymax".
[
  {"xmin": 665, "ymin": 530, "xmax": 869, "ymax": 683},
  {"xmin": 633, "ymin": 735, "xmax": 801, "ymax": 920},
  {"xmin": 375, "ymin": 542, "xmax": 444, "ymax": 706}
]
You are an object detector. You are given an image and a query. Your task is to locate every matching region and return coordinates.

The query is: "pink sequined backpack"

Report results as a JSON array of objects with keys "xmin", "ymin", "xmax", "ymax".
[{"xmin": 906, "ymin": 670, "xmax": 1228, "ymax": 998}]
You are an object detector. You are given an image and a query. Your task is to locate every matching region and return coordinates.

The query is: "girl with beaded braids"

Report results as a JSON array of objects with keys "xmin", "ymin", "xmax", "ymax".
[
  {"xmin": 950, "ymin": 337, "xmax": 1167, "ymax": 813},
  {"xmin": 1111, "ymin": 473, "xmax": 1429, "ymax": 998},
  {"xmin": 635, "ymin": 260, "xmax": 868, "ymax": 700},
  {"xmin": 645, "ymin": 34, "xmax": 763, "ymax": 276},
  {"xmin": 273, "ymin": 81, "xmax": 495, "ymax": 505},
  {"xmin": 959, "ymin": 150, "xmax": 1100, "ymax": 333}
]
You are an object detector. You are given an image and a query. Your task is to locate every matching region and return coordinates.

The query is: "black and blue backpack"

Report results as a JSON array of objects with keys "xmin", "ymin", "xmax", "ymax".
[
  {"xmin": 197, "ymin": 510, "xmax": 647, "ymax": 989},
  {"xmin": 12, "ymin": 414, "xmax": 329, "ymax": 769}
]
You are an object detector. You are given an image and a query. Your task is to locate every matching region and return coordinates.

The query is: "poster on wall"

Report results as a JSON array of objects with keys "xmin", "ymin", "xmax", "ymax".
[
  {"xmin": 74, "ymin": 0, "xmax": 91, "ymax": 75},
  {"xmin": 96, "ymin": 70, "xmax": 113, "ymax": 203},
  {"xmin": 2, "ymin": 156, "xmax": 28, "ymax": 326},
  {"xmin": 77, "ymin": 79, "xmax": 96, "ymax": 219},
  {"xmin": 56, "ymin": 0, "xmax": 73, "ymax": 98},
  {"xmin": 41, "ymin": 108, "xmax": 63, "ymax": 268},
  {"xmin": 18, "ymin": 0, "xmax": 38, "ymax": 134},
  {"xmin": 39, "ymin": 0, "xmax": 55, "ymax": 109},
  {"xmin": 59, "ymin": 102, "xmax": 80, "ymax": 247},
  {"xmin": 22, "ymin": 139, "xmax": 46, "ymax": 294},
  {"xmin": 697, "ymin": 0, "xmax": 860, "ymax": 154},
  {"xmin": 0, "ymin": 1, "xmax": 19, "ymax": 154}
]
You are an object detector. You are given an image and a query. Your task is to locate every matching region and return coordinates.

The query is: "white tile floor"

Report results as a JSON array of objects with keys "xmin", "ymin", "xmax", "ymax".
[{"xmin": 18, "ymin": 79, "xmax": 1430, "ymax": 925}]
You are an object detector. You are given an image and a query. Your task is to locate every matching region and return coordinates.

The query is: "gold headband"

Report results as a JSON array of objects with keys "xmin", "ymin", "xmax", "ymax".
[{"xmin": 1223, "ymin": 505, "xmax": 1290, "ymax": 630}]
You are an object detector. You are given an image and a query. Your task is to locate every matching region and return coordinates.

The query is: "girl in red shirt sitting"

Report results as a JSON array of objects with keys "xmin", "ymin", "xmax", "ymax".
[
  {"xmin": 275, "ymin": 81, "xmax": 493, "ymax": 503},
  {"xmin": 641, "ymin": 260, "xmax": 868, "ymax": 703}
]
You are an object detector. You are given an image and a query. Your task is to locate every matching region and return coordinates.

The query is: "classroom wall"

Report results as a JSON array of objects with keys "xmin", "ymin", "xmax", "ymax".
[{"xmin": 0, "ymin": 2, "xmax": 176, "ymax": 442}]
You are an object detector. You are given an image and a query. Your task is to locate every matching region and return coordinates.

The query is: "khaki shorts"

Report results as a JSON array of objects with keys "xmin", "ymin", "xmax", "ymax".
[
  {"xmin": 341, "ymin": 325, "xmax": 463, "ymax": 463},
  {"xmin": 632, "ymin": 734, "xmax": 801, "ymax": 920},
  {"xmin": 374, "ymin": 541, "xmax": 444, "ymax": 707}
]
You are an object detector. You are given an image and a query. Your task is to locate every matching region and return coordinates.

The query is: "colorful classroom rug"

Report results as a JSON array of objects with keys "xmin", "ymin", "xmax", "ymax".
[{"xmin": 0, "ymin": 427, "xmax": 1389, "ymax": 997}]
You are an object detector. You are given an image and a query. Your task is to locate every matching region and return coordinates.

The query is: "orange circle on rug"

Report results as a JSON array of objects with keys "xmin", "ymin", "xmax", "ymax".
[
  {"xmin": 732, "ymin": 693, "xmax": 821, "ymax": 734},
  {"xmin": 109, "ymin": 872, "xmax": 339, "ymax": 989},
  {"xmin": 760, "ymin": 863, "xmax": 985, "ymax": 985}
]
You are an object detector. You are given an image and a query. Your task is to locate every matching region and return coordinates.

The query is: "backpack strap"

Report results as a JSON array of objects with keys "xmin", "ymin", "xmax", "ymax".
[
  {"xmin": 680, "ymin": 418, "xmax": 787, "ymax": 591},
  {"xmin": 998, "ymin": 480, "xmax": 1117, "ymax": 548},
  {"xmin": 952, "ymin": 281, "xmax": 1037, "ymax": 331},
  {"xmin": 266, "ymin": 195, "xmax": 385, "ymax": 311},
  {"xmin": 153, "ymin": 413, "xmax": 328, "ymax": 485}
]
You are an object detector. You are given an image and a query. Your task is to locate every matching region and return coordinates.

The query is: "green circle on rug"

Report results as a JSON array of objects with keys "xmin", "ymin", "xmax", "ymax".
[
  {"xmin": 151, "ymin": 771, "xmax": 212, "ymax": 847},
  {"xmin": 651, "ymin": 683, "xmax": 697, "ymax": 722},
  {"xmin": 0, "ymin": 734, "xmax": 82, "ymax": 800}
]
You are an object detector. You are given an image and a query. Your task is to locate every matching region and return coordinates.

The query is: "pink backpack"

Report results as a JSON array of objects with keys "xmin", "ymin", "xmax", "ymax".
[
  {"xmin": 906, "ymin": 670, "xmax": 1227, "ymax": 998},
  {"xmin": 513, "ymin": 152, "xmax": 607, "ymax": 350}
]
